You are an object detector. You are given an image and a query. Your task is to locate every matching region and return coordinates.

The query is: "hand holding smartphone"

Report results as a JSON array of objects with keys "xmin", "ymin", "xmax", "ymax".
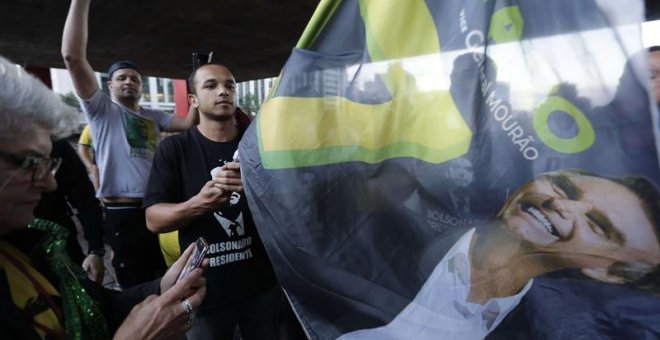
[{"xmin": 176, "ymin": 237, "xmax": 208, "ymax": 283}]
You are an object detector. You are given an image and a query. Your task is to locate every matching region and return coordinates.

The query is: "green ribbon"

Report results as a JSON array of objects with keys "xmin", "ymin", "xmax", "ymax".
[{"xmin": 29, "ymin": 218, "xmax": 110, "ymax": 340}]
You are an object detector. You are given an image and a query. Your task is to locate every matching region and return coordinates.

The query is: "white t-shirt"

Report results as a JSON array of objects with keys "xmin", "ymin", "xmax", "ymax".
[
  {"xmin": 79, "ymin": 90, "xmax": 173, "ymax": 198},
  {"xmin": 339, "ymin": 228, "xmax": 533, "ymax": 340}
]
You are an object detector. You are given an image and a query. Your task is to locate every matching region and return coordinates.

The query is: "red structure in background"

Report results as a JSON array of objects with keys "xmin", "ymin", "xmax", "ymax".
[
  {"xmin": 25, "ymin": 66, "xmax": 52, "ymax": 89},
  {"xmin": 25, "ymin": 65, "xmax": 190, "ymax": 118},
  {"xmin": 173, "ymin": 79, "xmax": 189, "ymax": 117}
]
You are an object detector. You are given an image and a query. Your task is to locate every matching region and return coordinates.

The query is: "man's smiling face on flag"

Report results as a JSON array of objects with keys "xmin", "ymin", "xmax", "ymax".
[{"xmin": 497, "ymin": 172, "xmax": 660, "ymax": 270}]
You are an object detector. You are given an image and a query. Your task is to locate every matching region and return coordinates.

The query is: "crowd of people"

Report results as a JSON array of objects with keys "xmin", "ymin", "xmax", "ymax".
[
  {"xmin": 1, "ymin": 0, "xmax": 660, "ymax": 339},
  {"xmin": 0, "ymin": 54, "xmax": 206, "ymax": 339},
  {"xmin": 0, "ymin": 0, "xmax": 304, "ymax": 338}
]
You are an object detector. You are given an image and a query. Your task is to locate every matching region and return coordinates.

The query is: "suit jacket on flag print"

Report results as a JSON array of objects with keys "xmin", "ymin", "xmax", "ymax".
[{"xmin": 240, "ymin": 0, "xmax": 660, "ymax": 339}]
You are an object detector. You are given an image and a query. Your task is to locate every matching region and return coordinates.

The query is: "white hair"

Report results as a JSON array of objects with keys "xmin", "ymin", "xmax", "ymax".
[{"xmin": 0, "ymin": 55, "xmax": 79, "ymax": 139}]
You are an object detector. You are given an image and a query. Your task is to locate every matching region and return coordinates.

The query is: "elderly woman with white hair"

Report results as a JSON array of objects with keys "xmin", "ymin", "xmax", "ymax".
[{"xmin": 0, "ymin": 55, "xmax": 206, "ymax": 339}]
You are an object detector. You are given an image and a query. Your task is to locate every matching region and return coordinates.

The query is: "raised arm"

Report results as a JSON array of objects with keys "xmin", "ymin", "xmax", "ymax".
[{"xmin": 61, "ymin": 0, "xmax": 99, "ymax": 99}]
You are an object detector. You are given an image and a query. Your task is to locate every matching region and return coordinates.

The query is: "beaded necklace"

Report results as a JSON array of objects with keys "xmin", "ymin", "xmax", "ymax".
[{"xmin": 28, "ymin": 218, "xmax": 110, "ymax": 340}]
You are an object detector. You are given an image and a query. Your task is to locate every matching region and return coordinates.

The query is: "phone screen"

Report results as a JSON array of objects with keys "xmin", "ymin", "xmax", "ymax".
[{"xmin": 176, "ymin": 237, "xmax": 208, "ymax": 282}]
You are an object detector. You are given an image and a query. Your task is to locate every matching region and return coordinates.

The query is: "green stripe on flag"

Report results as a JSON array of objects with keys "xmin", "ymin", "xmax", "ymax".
[{"xmin": 259, "ymin": 0, "xmax": 472, "ymax": 169}]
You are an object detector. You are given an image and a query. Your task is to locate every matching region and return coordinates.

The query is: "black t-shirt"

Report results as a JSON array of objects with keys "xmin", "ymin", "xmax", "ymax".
[
  {"xmin": 144, "ymin": 127, "xmax": 276, "ymax": 309},
  {"xmin": 34, "ymin": 139, "xmax": 104, "ymax": 264}
]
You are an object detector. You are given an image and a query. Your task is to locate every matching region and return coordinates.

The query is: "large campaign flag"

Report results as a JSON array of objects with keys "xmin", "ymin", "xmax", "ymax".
[{"xmin": 240, "ymin": 0, "xmax": 660, "ymax": 339}]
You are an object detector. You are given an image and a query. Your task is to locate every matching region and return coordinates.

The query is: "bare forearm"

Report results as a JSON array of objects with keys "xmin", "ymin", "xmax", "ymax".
[
  {"xmin": 78, "ymin": 147, "xmax": 95, "ymax": 169},
  {"xmin": 91, "ymin": 165, "xmax": 100, "ymax": 191},
  {"xmin": 145, "ymin": 198, "xmax": 208, "ymax": 233},
  {"xmin": 168, "ymin": 106, "xmax": 199, "ymax": 132},
  {"xmin": 62, "ymin": 0, "xmax": 90, "ymax": 63},
  {"xmin": 147, "ymin": 175, "xmax": 238, "ymax": 233},
  {"xmin": 62, "ymin": 0, "xmax": 98, "ymax": 98}
]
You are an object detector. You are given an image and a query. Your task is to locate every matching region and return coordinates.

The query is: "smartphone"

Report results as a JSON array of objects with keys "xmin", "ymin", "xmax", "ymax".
[{"xmin": 176, "ymin": 237, "xmax": 208, "ymax": 282}]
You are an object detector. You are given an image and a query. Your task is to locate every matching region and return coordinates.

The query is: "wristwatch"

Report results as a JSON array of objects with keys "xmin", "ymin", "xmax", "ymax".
[{"xmin": 89, "ymin": 248, "xmax": 106, "ymax": 257}]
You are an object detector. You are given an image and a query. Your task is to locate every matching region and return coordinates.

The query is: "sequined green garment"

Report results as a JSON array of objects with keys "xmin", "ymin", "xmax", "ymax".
[{"xmin": 29, "ymin": 218, "xmax": 110, "ymax": 340}]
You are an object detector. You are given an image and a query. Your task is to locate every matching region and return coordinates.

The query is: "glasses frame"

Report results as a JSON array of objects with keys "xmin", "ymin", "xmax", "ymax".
[{"xmin": 0, "ymin": 150, "xmax": 62, "ymax": 182}]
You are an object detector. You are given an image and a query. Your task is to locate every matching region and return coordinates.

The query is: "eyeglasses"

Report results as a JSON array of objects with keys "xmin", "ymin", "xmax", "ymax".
[{"xmin": 0, "ymin": 150, "xmax": 62, "ymax": 182}]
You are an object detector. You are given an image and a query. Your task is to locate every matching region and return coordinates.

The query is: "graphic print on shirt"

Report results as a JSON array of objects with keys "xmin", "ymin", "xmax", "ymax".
[
  {"xmin": 121, "ymin": 110, "xmax": 158, "ymax": 159},
  {"xmin": 407, "ymin": 157, "xmax": 487, "ymax": 235},
  {"xmin": 213, "ymin": 192, "xmax": 245, "ymax": 239},
  {"xmin": 213, "ymin": 192, "xmax": 245, "ymax": 238},
  {"xmin": 209, "ymin": 190, "xmax": 254, "ymax": 267}
]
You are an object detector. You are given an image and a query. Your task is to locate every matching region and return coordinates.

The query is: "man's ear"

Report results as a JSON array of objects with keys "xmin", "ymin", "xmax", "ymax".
[
  {"xmin": 188, "ymin": 94, "xmax": 198, "ymax": 107},
  {"xmin": 106, "ymin": 80, "xmax": 113, "ymax": 90},
  {"xmin": 582, "ymin": 267, "xmax": 625, "ymax": 284}
]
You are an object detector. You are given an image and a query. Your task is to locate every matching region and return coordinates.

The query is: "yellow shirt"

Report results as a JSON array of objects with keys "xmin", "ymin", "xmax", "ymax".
[
  {"xmin": 78, "ymin": 125, "xmax": 93, "ymax": 148},
  {"xmin": 158, "ymin": 231, "xmax": 181, "ymax": 267}
]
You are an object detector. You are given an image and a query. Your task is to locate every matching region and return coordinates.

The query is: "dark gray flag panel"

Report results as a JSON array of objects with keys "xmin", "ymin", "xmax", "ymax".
[{"xmin": 241, "ymin": 0, "xmax": 660, "ymax": 339}]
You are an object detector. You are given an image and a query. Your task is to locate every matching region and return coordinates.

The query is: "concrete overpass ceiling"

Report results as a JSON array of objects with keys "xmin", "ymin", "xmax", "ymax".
[
  {"xmin": 1, "ymin": 0, "xmax": 318, "ymax": 80},
  {"xmin": 0, "ymin": 0, "xmax": 658, "ymax": 80},
  {"xmin": 648, "ymin": 0, "xmax": 660, "ymax": 21}
]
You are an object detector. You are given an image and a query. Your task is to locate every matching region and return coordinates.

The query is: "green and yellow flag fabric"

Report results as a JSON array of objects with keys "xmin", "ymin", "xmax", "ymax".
[{"xmin": 241, "ymin": 0, "xmax": 660, "ymax": 338}]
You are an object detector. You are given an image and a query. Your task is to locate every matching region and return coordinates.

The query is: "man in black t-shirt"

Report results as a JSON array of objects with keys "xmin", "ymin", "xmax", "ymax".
[{"xmin": 144, "ymin": 64, "xmax": 278, "ymax": 340}]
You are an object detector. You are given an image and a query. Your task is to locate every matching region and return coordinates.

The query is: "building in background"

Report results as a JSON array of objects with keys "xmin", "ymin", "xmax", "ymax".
[
  {"xmin": 51, "ymin": 68, "xmax": 275, "ymax": 118},
  {"xmin": 35, "ymin": 18, "xmax": 660, "ymax": 121},
  {"xmin": 238, "ymin": 77, "xmax": 275, "ymax": 115}
]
